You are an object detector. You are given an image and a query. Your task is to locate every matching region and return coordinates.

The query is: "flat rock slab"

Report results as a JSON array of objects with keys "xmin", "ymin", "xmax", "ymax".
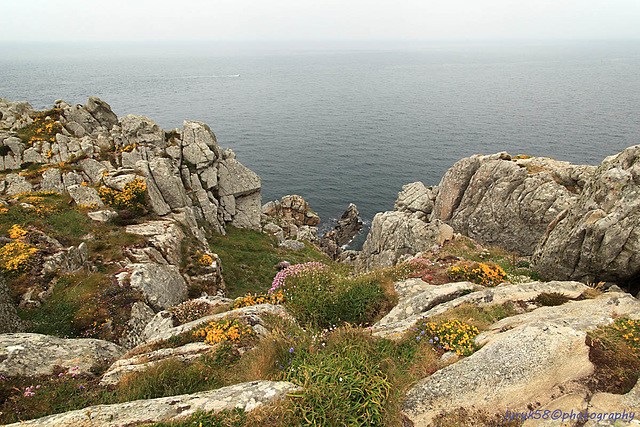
[
  {"xmin": 7, "ymin": 380, "xmax": 300, "ymax": 426},
  {"xmin": 0, "ymin": 333, "xmax": 124, "ymax": 377},
  {"xmin": 403, "ymin": 291, "xmax": 640, "ymax": 426},
  {"xmin": 372, "ymin": 281, "xmax": 482, "ymax": 339},
  {"xmin": 143, "ymin": 304, "xmax": 292, "ymax": 345},
  {"xmin": 100, "ymin": 342, "xmax": 213, "ymax": 386},
  {"xmin": 374, "ymin": 281, "xmax": 588, "ymax": 339}
]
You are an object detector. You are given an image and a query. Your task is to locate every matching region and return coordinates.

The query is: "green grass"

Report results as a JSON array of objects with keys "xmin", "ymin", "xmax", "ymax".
[{"xmin": 208, "ymin": 227, "xmax": 332, "ymax": 298}]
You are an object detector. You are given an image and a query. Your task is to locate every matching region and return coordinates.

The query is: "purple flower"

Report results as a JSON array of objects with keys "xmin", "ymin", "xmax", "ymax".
[
  {"xmin": 416, "ymin": 336, "xmax": 421, "ymax": 341},
  {"xmin": 289, "ymin": 347, "xmax": 294, "ymax": 353}
]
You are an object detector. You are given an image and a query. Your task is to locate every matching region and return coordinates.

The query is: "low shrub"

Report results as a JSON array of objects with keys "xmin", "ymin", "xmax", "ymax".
[
  {"xmin": 97, "ymin": 178, "xmax": 147, "ymax": 214},
  {"xmin": 411, "ymin": 319, "xmax": 480, "ymax": 356},
  {"xmin": 194, "ymin": 318, "xmax": 256, "ymax": 346},
  {"xmin": 447, "ymin": 262, "xmax": 507, "ymax": 287},
  {"xmin": 534, "ymin": 292, "xmax": 569, "ymax": 306}
]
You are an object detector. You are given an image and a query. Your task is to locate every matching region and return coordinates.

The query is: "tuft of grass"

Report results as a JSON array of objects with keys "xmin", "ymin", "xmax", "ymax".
[
  {"xmin": 208, "ymin": 227, "xmax": 332, "ymax": 298},
  {"xmin": 533, "ymin": 292, "xmax": 569, "ymax": 306},
  {"xmin": 585, "ymin": 317, "xmax": 640, "ymax": 395}
]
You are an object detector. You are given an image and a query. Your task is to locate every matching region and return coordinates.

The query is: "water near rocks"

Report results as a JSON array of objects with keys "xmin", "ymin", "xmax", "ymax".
[{"xmin": 2, "ymin": 40, "xmax": 639, "ymax": 246}]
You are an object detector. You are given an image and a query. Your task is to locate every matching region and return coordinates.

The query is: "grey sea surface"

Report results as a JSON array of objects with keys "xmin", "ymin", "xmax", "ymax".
[{"xmin": 1, "ymin": 40, "xmax": 639, "ymax": 247}]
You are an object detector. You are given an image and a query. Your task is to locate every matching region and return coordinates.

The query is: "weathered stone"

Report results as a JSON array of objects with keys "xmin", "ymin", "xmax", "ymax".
[
  {"xmin": 4, "ymin": 173, "xmax": 32, "ymax": 195},
  {"xmin": 88, "ymin": 209, "xmax": 118, "ymax": 222},
  {"xmin": 357, "ymin": 211, "xmax": 453, "ymax": 271},
  {"xmin": 147, "ymin": 157, "xmax": 189, "ymax": 209},
  {"xmin": 125, "ymin": 220, "xmax": 184, "ymax": 266},
  {"xmin": 79, "ymin": 158, "xmax": 107, "ymax": 184},
  {"xmin": 86, "ymin": 96, "xmax": 118, "ymax": 129},
  {"xmin": 181, "ymin": 121, "xmax": 220, "ymax": 169},
  {"xmin": 297, "ymin": 225, "xmax": 318, "ymax": 242},
  {"xmin": 395, "ymin": 181, "xmax": 437, "ymax": 219},
  {"xmin": 127, "ymin": 263, "xmax": 187, "ymax": 311},
  {"xmin": 120, "ymin": 301, "xmax": 155, "ymax": 349},
  {"xmin": 431, "ymin": 153, "xmax": 592, "ymax": 255},
  {"xmin": 39, "ymin": 168, "xmax": 65, "ymax": 194},
  {"xmin": 533, "ymin": 145, "xmax": 640, "ymax": 291},
  {"xmin": 279, "ymin": 239, "xmax": 306, "ymax": 251},
  {"xmin": 0, "ymin": 274, "xmax": 23, "ymax": 333},
  {"xmin": 141, "ymin": 310, "xmax": 176, "ymax": 342},
  {"xmin": 318, "ymin": 203, "xmax": 362, "ymax": 259},
  {"xmin": 217, "ymin": 158, "xmax": 261, "ymax": 198},
  {"xmin": 67, "ymin": 184, "xmax": 104, "ymax": 207},
  {"xmin": 233, "ymin": 192, "xmax": 262, "ymax": 229},
  {"xmin": 136, "ymin": 160, "xmax": 171, "ymax": 216},
  {"xmin": 145, "ymin": 304, "xmax": 292, "ymax": 344},
  {"xmin": 42, "ymin": 242, "xmax": 88, "ymax": 275},
  {"xmin": 5, "ymin": 381, "xmax": 300, "ymax": 427},
  {"xmin": 402, "ymin": 290, "xmax": 640, "ymax": 426},
  {"xmin": 372, "ymin": 281, "xmax": 482, "ymax": 339},
  {"xmin": 0, "ymin": 99, "xmax": 34, "ymax": 129},
  {"xmin": 61, "ymin": 104, "xmax": 103, "ymax": 137},
  {"xmin": 100, "ymin": 342, "xmax": 213, "ymax": 386},
  {"xmin": 0, "ymin": 333, "xmax": 124, "ymax": 377},
  {"xmin": 118, "ymin": 114, "xmax": 166, "ymax": 148}
]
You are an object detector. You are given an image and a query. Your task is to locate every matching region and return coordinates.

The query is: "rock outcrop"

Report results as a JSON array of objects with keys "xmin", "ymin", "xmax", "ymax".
[
  {"xmin": 0, "ymin": 98, "xmax": 262, "ymax": 233},
  {"xmin": 5, "ymin": 381, "xmax": 301, "ymax": 427},
  {"xmin": 533, "ymin": 145, "xmax": 640, "ymax": 292},
  {"xmin": 357, "ymin": 211, "xmax": 453, "ymax": 271},
  {"xmin": 0, "ymin": 333, "xmax": 124, "ymax": 377},
  {"xmin": 262, "ymin": 194, "xmax": 321, "ymax": 240},
  {"xmin": 403, "ymin": 290, "xmax": 640, "ymax": 425},
  {"xmin": 356, "ymin": 182, "xmax": 453, "ymax": 271},
  {"xmin": 430, "ymin": 153, "xmax": 594, "ymax": 256},
  {"xmin": 317, "ymin": 203, "xmax": 363, "ymax": 259}
]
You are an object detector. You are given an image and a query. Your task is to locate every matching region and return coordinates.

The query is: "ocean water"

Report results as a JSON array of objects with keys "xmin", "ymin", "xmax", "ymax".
[{"xmin": 1, "ymin": 40, "xmax": 640, "ymax": 246}]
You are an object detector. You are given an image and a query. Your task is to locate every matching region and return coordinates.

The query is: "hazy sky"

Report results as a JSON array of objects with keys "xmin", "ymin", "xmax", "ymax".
[{"xmin": 2, "ymin": 0, "xmax": 640, "ymax": 42}]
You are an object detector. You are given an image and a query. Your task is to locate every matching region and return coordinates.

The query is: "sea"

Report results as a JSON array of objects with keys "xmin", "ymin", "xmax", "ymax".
[{"xmin": 1, "ymin": 40, "xmax": 639, "ymax": 247}]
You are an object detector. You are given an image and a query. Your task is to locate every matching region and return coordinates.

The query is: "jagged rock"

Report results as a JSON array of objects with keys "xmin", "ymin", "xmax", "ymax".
[
  {"xmin": 357, "ymin": 211, "xmax": 453, "ymax": 271},
  {"xmin": 4, "ymin": 173, "xmax": 32, "ymax": 195},
  {"xmin": 120, "ymin": 301, "xmax": 155, "ymax": 349},
  {"xmin": 146, "ymin": 157, "xmax": 189, "ymax": 209},
  {"xmin": 280, "ymin": 239, "xmax": 306, "ymax": 251},
  {"xmin": 141, "ymin": 310, "xmax": 176, "ymax": 342},
  {"xmin": 100, "ymin": 342, "xmax": 213, "ymax": 386},
  {"xmin": 136, "ymin": 160, "xmax": 171, "ymax": 216},
  {"xmin": 62, "ymin": 171, "xmax": 84, "ymax": 188},
  {"xmin": 42, "ymin": 242, "xmax": 88, "ymax": 275},
  {"xmin": 125, "ymin": 220, "xmax": 184, "ymax": 266},
  {"xmin": 0, "ymin": 99, "xmax": 34, "ymax": 129},
  {"xmin": 318, "ymin": 203, "xmax": 362, "ymax": 259},
  {"xmin": 430, "ymin": 153, "xmax": 593, "ymax": 256},
  {"xmin": 181, "ymin": 120, "xmax": 220, "ymax": 169},
  {"xmin": 190, "ymin": 173, "xmax": 224, "ymax": 232},
  {"xmin": 584, "ymin": 380, "xmax": 640, "ymax": 426},
  {"xmin": 376, "ymin": 281, "xmax": 589, "ymax": 339},
  {"xmin": 232, "ymin": 192, "xmax": 262, "ymax": 229},
  {"xmin": 117, "ymin": 114, "xmax": 166, "ymax": 148},
  {"xmin": 4, "ymin": 380, "xmax": 300, "ymax": 427},
  {"xmin": 39, "ymin": 168, "xmax": 65, "ymax": 193},
  {"xmin": 0, "ymin": 274, "xmax": 23, "ymax": 333},
  {"xmin": 262, "ymin": 195, "xmax": 321, "ymax": 237},
  {"xmin": 103, "ymin": 172, "xmax": 137, "ymax": 191},
  {"xmin": 126, "ymin": 263, "xmax": 187, "ymax": 311},
  {"xmin": 88, "ymin": 209, "xmax": 118, "ymax": 222},
  {"xmin": 372, "ymin": 281, "xmax": 482, "ymax": 339},
  {"xmin": 533, "ymin": 145, "xmax": 640, "ymax": 291},
  {"xmin": 402, "ymin": 291, "xmax": 640, "ymax": 426},
  {"xmin": 0, "ymin": 333, "xmax": 124, "ymax": 377},
  {"xmin": 86, "ymin": 96, "xmax": 118, "ymax": 129},
  {"xmin": 263, "ymin": 222, "xmax": 285, "ymax": 243},
  {"xmin": 61, "ymin": 104, "xmax": 103, "ymax": 137},
  {"xmin": 394, "ymin": 181, "xmax": 437, "ymax": 220},
  {"xmin": 67, "ymin": 184, "xmax": 104, "ymax": 207},
  {"xmin": 79, "ymin": 158, "xmax": 107, "ymax": 184}
]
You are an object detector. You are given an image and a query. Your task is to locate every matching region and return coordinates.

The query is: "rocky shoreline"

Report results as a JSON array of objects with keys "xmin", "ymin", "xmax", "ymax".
[{"xmin": 0, "ymin": 97, "xmax": 638, "ymax": 426}]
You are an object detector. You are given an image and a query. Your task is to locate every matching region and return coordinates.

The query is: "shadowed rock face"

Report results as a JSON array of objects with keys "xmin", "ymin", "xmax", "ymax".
[
  {"xmin": 318, "ymin": 203, "xmax": 363, "ymax": 259},
  {"xmin": 430, "ymin": 152, "xmax": 594, "ymax": 256},
  {"xmin": 533, "ymin": 145, "xmax": 640, "ymax": 291}
]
